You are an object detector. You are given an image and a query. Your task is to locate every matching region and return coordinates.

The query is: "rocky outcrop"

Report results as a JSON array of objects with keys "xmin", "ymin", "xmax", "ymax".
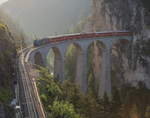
[
  {"xmin": 84, "ymin": 0, "xmax": 150, "ymax": 93},
  {"xmin": 84, "ymin": 0, "xmax": 149, "ymax": 33}
]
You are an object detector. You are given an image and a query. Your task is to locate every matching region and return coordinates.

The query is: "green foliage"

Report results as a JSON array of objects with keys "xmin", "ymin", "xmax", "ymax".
[
  {"xmin": 0, "ymin": 88, "xmax": 12, "ymax": 103},
  {"xmin": 61, "ymin": 81, "xmax": 101, "ymax": 118},
  {"xmin": 65, "ymin": 45, "xmax": 78, "ymax": 81},
  {"xmin": 0, "ymin": 22, "xmax": 16, "ymax": 104},
  {"xmin": 61, "ymin": 80, "xmax": 82, "ymax": 104},
  {"xmin": 37, "ymin": 67, "xmax": 62, "ymax": 107},
  {"xmin": 0, "ymin": 20, "xmax": 17, "ymax": 117},
  {"xmin": 37, "ymin": 68, "xmax": 117, "ymax": 118},
  {"xmin": 37, "ymin": 67, "xmax": 83, "ymax": 118},
  {"xmin": 0, "ymin": 9, "xmax": 29, "ymax": 49},
  {"xmin": 49, "ymin": 100, "xmax": 81, "ymax": 118},
  {"xmin": 37, "ymin": 67, "xmax": 150, "ymax": 118}
]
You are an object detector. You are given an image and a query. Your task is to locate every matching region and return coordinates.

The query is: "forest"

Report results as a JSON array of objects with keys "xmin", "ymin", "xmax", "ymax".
[{"xmin": 37, "ymin": 67, "xmax": 150, "ymax": 118}]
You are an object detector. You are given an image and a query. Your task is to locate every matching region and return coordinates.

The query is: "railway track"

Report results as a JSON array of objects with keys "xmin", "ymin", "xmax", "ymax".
[{"xmin": 17, "ymin": 48, "xmax": 46, "ymax": 118}]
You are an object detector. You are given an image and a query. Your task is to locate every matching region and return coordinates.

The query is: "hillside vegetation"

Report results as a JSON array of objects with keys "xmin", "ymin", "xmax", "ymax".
[
  {"xmin": 0, "ymin": 9, "xmax": 28, "ymax": 48},
  {"xmin": 37, "ymin": 67, "xmax": 150, "ymax": 118},
  {"xmin": 0, "ymin": 21, "xmax": 16, "ymax": 117},
  {"xmin": 0, "ymin": 9, "xmax": 28, "ymax": 117}
]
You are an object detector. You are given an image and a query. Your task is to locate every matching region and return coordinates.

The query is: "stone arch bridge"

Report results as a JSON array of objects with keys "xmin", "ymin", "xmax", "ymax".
[{"xmin": 26, "ymin": 31, "xmax": 133, "ymax": 98}]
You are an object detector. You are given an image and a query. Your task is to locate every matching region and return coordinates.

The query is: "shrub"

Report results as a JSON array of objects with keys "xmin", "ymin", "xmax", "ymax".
[{"xmin": 49, "ymin": 100, "xmax": 82, "ymax": 118}]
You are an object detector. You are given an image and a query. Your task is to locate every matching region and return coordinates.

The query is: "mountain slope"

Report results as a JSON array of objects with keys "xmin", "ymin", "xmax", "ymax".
[
  {"xmin": 83, "ymin": 0, "xmax": 150, "ymax": 90},
  {"xmin": 0, "ymin": 21, "xmax": 16, "ymax": 118}
]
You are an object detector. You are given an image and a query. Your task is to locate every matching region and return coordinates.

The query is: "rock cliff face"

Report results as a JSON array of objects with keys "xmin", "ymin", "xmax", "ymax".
[
  {"xmin": 84, "ymin": 0, "xmax": 150, "ymax": 93},
  {"xmin": 85, "ymin": 0, "xmax": 149, "ymax": 33}
]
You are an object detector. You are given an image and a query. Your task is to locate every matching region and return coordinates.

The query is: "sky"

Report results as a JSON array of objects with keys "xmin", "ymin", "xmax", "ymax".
[
  {"xmin": 1, "ymin": 0, "xmax": 91, "ymax": 37},
  {"xmin": 0, "ymin": 0, "xmax": 8, "ymax": 5}
]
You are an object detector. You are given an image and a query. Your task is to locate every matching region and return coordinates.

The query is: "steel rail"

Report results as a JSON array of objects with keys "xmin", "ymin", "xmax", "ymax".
[
  {"xmin": 18, "ymin": 48, "xmax": 46, "ymax": 118},
  {"xmin": 18, "ymin": 48, "xmax": 38, "ymax": 117},
  {"xmin": 23, "ymin": 51, "xmax": 46, "ymax": 118},
  {"xmin": 25, "ymin": 63, "xmax": 46, "ymax": 118}
]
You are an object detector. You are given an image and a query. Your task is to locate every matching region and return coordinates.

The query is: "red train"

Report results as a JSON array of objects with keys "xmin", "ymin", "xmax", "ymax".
[{"xmin": 34, "ymin": 31, "xmax": 133, "ymax": 47}]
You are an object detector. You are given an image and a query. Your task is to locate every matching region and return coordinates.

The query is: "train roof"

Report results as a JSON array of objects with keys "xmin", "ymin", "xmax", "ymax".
[{"xmin": 39, "ymin": 31, "xmax": 133, "ymax": 40}]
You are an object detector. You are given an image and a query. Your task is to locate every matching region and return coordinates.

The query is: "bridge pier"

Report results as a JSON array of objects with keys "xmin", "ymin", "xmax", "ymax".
[
  {"xmin": 54, "ymin": 55, "xmax": 65, "ymax": 82},
  {"xmin": 54, "ymin": 55, "xmax": 61, "ymax": 80},
  {"xmin": 81, "ymin": 50, "xmax": 88, "ymax": 93},
  {"xmin": 104, "ymin": 47, "xmax": 112, "ymax": 98},
  {"xmin": 98, "ymin": 46, "xmax": 112, "ymax": 98},
  {"xmin": 38, "ymin": 48, "xmax": 50, "ymax": 67},
  {"xmin": 42, "ymin": 54, "xmax": 48, "ymax": 67}
]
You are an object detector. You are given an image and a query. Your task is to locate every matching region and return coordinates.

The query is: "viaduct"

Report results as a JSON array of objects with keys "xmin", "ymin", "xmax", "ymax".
[{"xmin": 26, "ymin": 31, "xmax": 133, "ymax": 98}]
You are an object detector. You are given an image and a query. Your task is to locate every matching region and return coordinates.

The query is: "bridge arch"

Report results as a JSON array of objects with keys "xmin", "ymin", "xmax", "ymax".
[
  {"xmin": 67, "ymin": 42, "xmax": 83, "ymax": 51},
  {"xmin": 111, "ymin": 39, "xmax": 132, "ymax": 92},
  {"xmin": 47, "ymin": 46, "xmax": 63, "ymax": 81},
  {"xmin": 34, "ymin": 51, "xmax": 44, "ymax": 66},
  {"xmin": 87, "ymin": 40, "xmax": 106, "ymax": 95},
  {"xmin": 65, "ymin": 42, "xmax": 84, "ymax": 87}
]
